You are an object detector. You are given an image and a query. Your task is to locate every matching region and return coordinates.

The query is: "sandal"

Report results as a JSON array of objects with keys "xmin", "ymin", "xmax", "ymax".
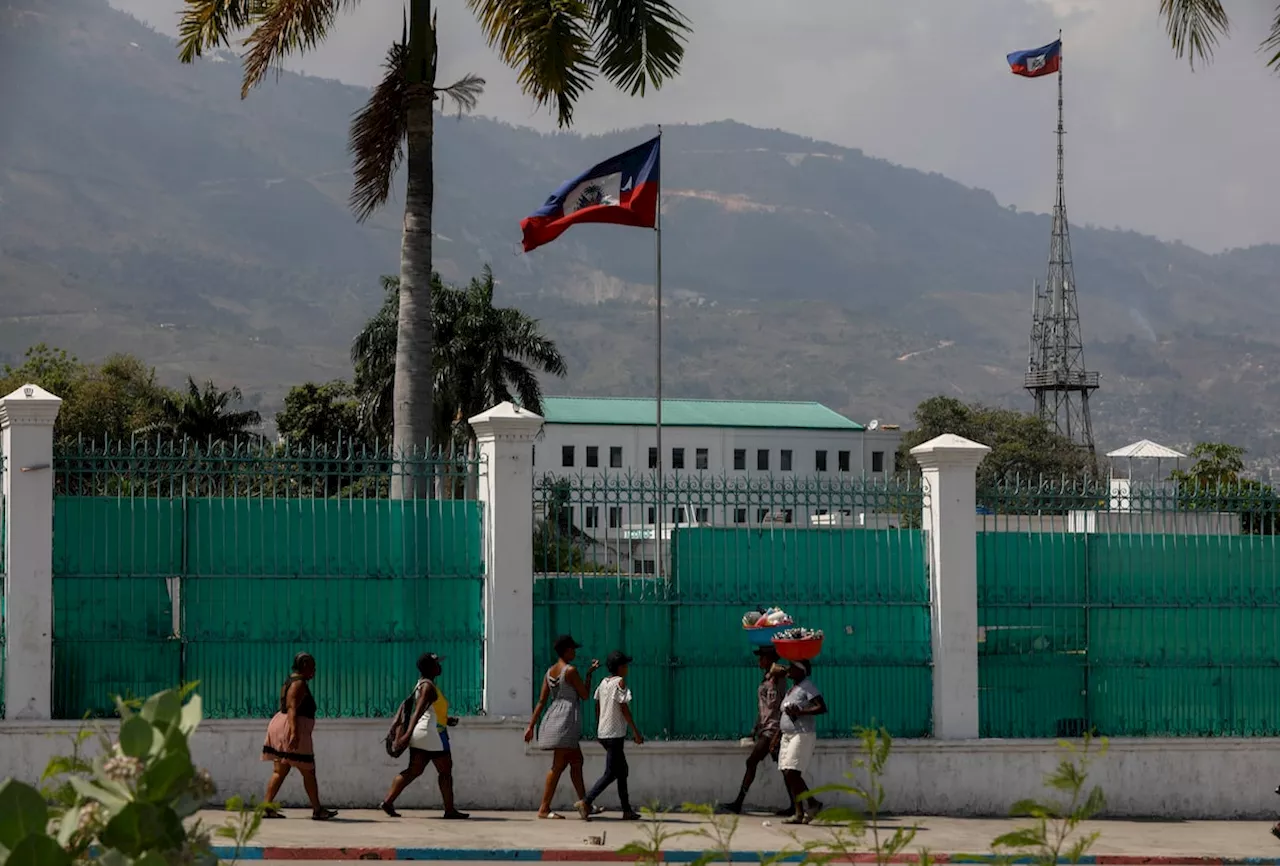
[
  {"xmin": 442, "ymin": 810, "xmax": 470, "ymax": 820},
  {"xmin": 783, "ymin": 814, "xmax": 807, "ymax": 826},
  {"xmin": 538, "ymin": 811, "xmax": 566, "ymax": 820},
  {"xmin": 574, "ymin": 800, "xmax": 592, "ymax": 821},
  {"xmin": 263, "ymin": 808, "xmax": 286, "ymax": 819},
  {"xmin": 1271, "ymin": 824, "xmax": 1280, "ymax": 841},
  {"xmin": 380, "ymin": 802, "xmax": 401, "ymax": 818},
  {"xmin": 311, "ymin": 809, "xmax": 338, "ymax": 821},
  {"xmin": 592, "ymin": 805, "xmax": 606, "ymax": 815},
  {"xmin": 620, "ymin": 811, "xmax": 643, "ymax": 821}
]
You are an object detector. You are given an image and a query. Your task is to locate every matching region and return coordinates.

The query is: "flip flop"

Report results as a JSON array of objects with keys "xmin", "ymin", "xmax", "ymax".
[
  {"xmin": 442, "ymin": 810, "xmax": 470, "ymax": 820},
  {"xmin": 263, "ymin": 809, "xmax": 286, "ymax": 820},
  {"xmin": 311, "ymin": 809, "xmax": 338, "ymax": 821},
  {"xmin": 380, "ymin": 802, "xmax": 401, "ymax": 818},
  {"xmin": 538, "ymin": 812, "xmax": 566, "ymax": 820},
  {"xmin": 574, "ymin": 800, "xmax": 592, "ymax": 821},
  {"xmin": 591, "ymin": 805, "xmax": 606, "ymax": 815}
]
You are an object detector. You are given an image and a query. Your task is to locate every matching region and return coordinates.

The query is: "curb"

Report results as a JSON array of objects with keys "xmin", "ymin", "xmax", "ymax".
[{"xmin": 209, "ymin": 849, "xmax": 1280, "ymax": 863}]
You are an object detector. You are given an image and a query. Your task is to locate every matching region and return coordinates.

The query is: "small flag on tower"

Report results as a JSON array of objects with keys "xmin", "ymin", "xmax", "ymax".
[
  {"xmin": 521, "ymin": 136, "xmax": 661, "ymax": 252},
  {"xmin": 1007, "ymin": 40, "xmax": 1062, "ymax": 78}
]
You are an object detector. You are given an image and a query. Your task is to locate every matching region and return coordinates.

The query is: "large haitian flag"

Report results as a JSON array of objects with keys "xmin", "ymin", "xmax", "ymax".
[
  {"xmin": 521, "ymin": 136, "xmax": 660, "ymax": 253},
  {"xmin": 1007, "ymin": 40, "xmax": 1062, "ymax": 78}
]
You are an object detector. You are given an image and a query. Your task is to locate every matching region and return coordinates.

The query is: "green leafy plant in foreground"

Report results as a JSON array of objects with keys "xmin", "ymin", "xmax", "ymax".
[
  {"xmin": 0, "ymin": 687, "xmax": 268, "ymax": 865},
  {"xmin": 988, "ymin": 733, "xmax": 1108, "ymax": 866}
]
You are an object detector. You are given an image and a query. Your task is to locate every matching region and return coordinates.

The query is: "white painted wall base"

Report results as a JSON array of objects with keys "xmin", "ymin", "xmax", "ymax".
[{"xmin": 3, "ymin": 719, "xmax": 1279, "ymax": 818}]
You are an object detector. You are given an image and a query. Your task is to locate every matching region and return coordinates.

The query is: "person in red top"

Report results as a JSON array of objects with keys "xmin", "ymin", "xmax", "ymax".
[{"xmin": 719, "ymin": 646, "xmax": 795, "ymax": 816}]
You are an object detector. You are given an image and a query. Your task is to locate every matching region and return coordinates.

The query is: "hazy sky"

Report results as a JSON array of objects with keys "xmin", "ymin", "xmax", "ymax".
[{"xmin": 111, "ymin": 0, "xmax": 1280, "ymax": 252}]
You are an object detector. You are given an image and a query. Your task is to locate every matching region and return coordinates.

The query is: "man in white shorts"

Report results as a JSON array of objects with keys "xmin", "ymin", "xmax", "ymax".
[{"xmin": 779, "ymin": 659, "xmax": 827, "ymax": 824}]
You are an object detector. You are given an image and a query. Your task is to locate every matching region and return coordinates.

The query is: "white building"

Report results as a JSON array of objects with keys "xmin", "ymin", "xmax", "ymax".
[
  {"xmin": 532, "ymin": 397, "xmax": 904, "ymax": 572},
  {"xmin": 536, "ymin": 396, "xmax": 901, "ymax": 480}
]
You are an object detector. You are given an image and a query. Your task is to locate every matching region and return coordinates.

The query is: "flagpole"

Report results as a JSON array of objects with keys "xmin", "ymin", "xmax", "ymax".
[{"xmin": 654, "ymin": 124, "xmax": 665, "ymax": 583}]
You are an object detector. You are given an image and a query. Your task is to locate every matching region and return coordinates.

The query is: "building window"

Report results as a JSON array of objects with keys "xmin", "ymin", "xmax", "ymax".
[
  {"xmin": 734, "ymin": 508, "xmax": 747, "ymax": 524},
  {"xmin": 584, "ymin": 506, "xmax": 599, "ymax": 528},
  {"xmin": 646, "ymin": 506, "xmax": 656, "ymax": 525},
  {"xmin": 783, "ymin": 509, "xmax": 794, "ymax": 524},
  {"xmin": 639, "ymin": 559, "xmax": 656, "ymax": 575},
  {"xmin": 561, "ymin": 445, "xmax": 575, "ymax": 468},
  {"xmin": 757, "ymin": 449, "xmax": 769, "ymax": 472},
  {"xmin": 696, "ymin": 448, "xmax": 709, "ymax": 470},
  {"xmin": 672, "ymin": 507, "xmax": 686, "ymax": 524},
  {"xmin": 733, "ymin": 449, "xmax": 746, "ymax": 471},
  {"xmin": 695, "ymin": 507, "xmax": 709, "ymax": 523},
  {"xmin": 781, "ymin": 449, "xmax": 793, "ymax": 472},
  {"xmin": 872, "ymin": 450, "xmax": 885, "ymax": 473},
  {"xmin": 648, "ymin": 447, "xmax": 658, "ymax": 469},
  {"xmin": 756, "ymin": 508, "xmax": 769, "ymax": 523},
  {"xmin": 608, "ymin": 506, "xmax": 622, "ymax": 529},
  {"xmin": 672, "ymin": 447, "xmax": 685, "ymax": 470},
  {"xmin": 610, "ymin": 446, "xmax": 623, "ymax": 468},
  {"xmin": 815, "ymin": 450, "xmax": 828, "ymax": 472},
  {"xmin": 838, "ymin": 450, "xmax": 851, "ymax": 472},
  {"xmin": 586, "ymin": 446, "xmax": 599, "ymax": 468}
]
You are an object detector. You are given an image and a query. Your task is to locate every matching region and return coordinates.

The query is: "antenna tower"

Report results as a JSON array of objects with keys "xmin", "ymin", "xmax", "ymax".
[{"xmin": 1024, "ymin": 37, "xmax": 1099, "ymax": 455}]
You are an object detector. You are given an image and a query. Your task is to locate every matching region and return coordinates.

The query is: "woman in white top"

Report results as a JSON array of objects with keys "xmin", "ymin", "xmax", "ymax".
[
  {"xmin": 576, "ymin": 650, "xmax": 644, "ymax": 821},
  {"xmin": 380, "ymin": 652, "xmax": 469, "ymax": 819}
]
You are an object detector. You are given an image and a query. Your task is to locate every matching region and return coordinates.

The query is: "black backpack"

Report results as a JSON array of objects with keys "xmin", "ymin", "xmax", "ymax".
[{"xmin": 384, "ymin": 684, "xmax": 419, "ymax": 758}]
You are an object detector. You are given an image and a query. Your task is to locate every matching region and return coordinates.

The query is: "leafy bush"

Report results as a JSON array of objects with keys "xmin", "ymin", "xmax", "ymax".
[{"xmin": 0, "ymin": 687, "xmax": 265, "ymax": 865}]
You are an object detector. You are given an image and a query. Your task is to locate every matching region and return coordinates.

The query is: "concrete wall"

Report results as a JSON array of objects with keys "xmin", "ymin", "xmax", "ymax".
[{"xmin": 4, "ymin": 717, "xmax": 1280, "ymax": 818}]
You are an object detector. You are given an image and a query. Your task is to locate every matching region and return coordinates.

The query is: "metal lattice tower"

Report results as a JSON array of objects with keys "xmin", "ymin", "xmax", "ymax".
[{"xmin": 1024, "ymin": 46, "xmax": 1099, "ymax": 455}]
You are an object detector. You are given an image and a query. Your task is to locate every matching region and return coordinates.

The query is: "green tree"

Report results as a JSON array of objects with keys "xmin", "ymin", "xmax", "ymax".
[
  {"xmin": 57, "ymin": 354, "xmax": 171, "ymax": 443},
  {"xmin": 177, "ymin": 0, "xmax": 690, "ymax": 499},
  {"xmin": 0, "ymin": 346, "xmax": 171, "ymax": 443},
  {"xmin": 275, "ymin": 380, "xmax": 363, "ymax": 447},
  {"xmin": 1170, "ymin": 441, "xmax": 1280, "ymax": 534},
  {"xmin": 352, "ymin": 270, "xmax": 567, "ymax": 449},
  {"xmin": 147, "ymin": 376, "xmax": 263, "ymax": 443},
  {"xmin": 895, "ymin": 396, "xmax": 1097, "ymax": 488},
  {"xmin": 1158, "ymin": 1, "xmax": 1280, "ymax": 71}
]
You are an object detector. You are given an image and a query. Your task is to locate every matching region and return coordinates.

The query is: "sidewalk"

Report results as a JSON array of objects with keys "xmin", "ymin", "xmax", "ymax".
[{"xmin": 195, "ymin": 809, "xmax": 1280, "ymax": 862}]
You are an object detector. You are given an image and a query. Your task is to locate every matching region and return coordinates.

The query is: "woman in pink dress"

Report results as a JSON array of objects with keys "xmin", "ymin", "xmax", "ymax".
[{"xmin": 261, "ymin": 652, "xmax": 338, "ymax": 820}]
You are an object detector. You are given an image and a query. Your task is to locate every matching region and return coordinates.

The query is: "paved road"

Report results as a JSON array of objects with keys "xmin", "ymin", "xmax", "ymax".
[{"xmin": 198, "ymin": 809, "xmax": 1280, "ymax": 859}]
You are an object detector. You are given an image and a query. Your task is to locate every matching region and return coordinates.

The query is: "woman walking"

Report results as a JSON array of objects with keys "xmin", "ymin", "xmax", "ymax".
[
  {"xmin": 262, "ymin": 652, "xmax": 338, "ymax": 820},
  {"xmin": 524, "ymin": 634, "xmax": 599, "ymax": 820},
  {"xmin": 380, "ymin": 652, "xmax": 469, "ymax": 819}
]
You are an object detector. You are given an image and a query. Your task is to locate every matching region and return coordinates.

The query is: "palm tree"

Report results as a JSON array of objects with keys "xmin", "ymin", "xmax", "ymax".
[
  {"xmin": 177, "ymin": 1, "xmax": 690, "ymax": 498},
  {"xmin": 144, "ymin": 376, "xmax": 263, "ymax": 443},
  {"xmin": 352, "ymin": 269, "xmax": 567, "ymax": 492},
  {"xmin": 1158, "ymin": 1, "xmax": 1280, "ymax": 70}
]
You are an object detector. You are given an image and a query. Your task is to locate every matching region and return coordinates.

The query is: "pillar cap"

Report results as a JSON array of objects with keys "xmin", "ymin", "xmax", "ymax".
[
  {"xmin": 910, "ymin": 433, "xmax": 990, "ymax": 470},
  {"xmin": 469, "ymin": 401, "xmax": 544, "ymax": 440},
  {"xmin": 0, "ymin": 383, "xmax": 63, "ymax": 429}
]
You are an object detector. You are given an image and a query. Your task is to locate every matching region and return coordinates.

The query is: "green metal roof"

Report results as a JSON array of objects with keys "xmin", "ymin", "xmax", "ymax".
[{"xmin": 541, "ymin": 397, "xmax": 864, "ymax": 431}]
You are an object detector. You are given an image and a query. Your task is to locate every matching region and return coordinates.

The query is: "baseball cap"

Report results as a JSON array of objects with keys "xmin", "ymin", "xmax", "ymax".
[
  {"xmin": 606, "ymin": 650, "xmax": 633, "ymax": 673},
  {"xmin": 553, "ymin": 634, "xmax": 583, "ymax": 655}
]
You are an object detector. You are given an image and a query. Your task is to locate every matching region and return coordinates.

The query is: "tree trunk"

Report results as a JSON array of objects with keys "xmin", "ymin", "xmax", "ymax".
[{"xmin": 391, "ymin": 0, "xmax": 435, "ymax": 500}]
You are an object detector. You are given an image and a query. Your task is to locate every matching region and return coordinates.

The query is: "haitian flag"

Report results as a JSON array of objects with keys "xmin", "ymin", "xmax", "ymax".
[
  {"xmin": 521, "ymin": 136, "xmax": 660, "ymax": 252},
  {"xmin": 1007, "ymin": 40, "xmax": 1062, "ymax": 78}
]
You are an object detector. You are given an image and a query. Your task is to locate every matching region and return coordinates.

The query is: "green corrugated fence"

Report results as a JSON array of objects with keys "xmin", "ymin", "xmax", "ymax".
[
  {"xmin": 533, "ymin": 473, "xmax": 931, "ymax": 739},
  {"xmin": 51, "ymin": 439, "xmax": 485, "ymax": 719},
  {"xmin": 978, "ymin": 478, "xmax": 1280, "ymax": 737},
  {"xmin": 0, "ymin": 446, "xmax": 6, "ymax": 717}
]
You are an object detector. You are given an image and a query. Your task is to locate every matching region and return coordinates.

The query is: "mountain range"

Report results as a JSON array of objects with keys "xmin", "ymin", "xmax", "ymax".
[{"xmin": 4, "ymin": 0, "xmax": 1280, "ymax": 466}]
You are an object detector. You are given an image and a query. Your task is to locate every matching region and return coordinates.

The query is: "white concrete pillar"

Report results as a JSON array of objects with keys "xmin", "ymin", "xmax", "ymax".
[
  {"xmin": 1, "ymin": 384, "xmax": 62, "ymax": 720},
  {"xmin": 469, "ymin": 401, "xmax": 543, "ymax": 718},
  {"xmin": 910, "ymin": 433, "xmax": 989, "ymax": 740}
]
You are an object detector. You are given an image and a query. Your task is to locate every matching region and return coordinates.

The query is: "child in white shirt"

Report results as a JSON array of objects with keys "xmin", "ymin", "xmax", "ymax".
[{"xmin": 576, "ymin": 650, "xmax": 643, "ymax": 820}]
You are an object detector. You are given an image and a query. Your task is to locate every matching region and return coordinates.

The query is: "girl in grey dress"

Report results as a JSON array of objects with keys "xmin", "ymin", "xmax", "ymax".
[{"xmin": 524, "ymin": 634, "xmax": 599, "ymax": 819}]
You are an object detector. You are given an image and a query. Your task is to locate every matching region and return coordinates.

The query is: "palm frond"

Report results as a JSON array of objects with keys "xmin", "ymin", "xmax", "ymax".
[
  {"xmin": 1262, "ymin": 3, "xmax": 1280, "ymax": 71},
  {"xmin": 1159, "ymin": 0, "xmax": 1230, "ymax": 68},
  {"xmin": 466, "ymin": 0, "xmax": 597, "ymax": 126},
  {"xmin": 241, "ymin": 0, "xmax": 351, "ymax": 98},
  {"xmin": 349, "ymin": 41, "xmax": 409, "ymax": 222},
  {"xmin": 438, "ymin": 73, "xmax": 487, "ymax": 116},
  {"xmin": 177, "ymin": 0, "xmax": 257, "ymax": 63},
  {"xmin": 590, "ymin": 0, "xmax": 688, "ymax": 96}
]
